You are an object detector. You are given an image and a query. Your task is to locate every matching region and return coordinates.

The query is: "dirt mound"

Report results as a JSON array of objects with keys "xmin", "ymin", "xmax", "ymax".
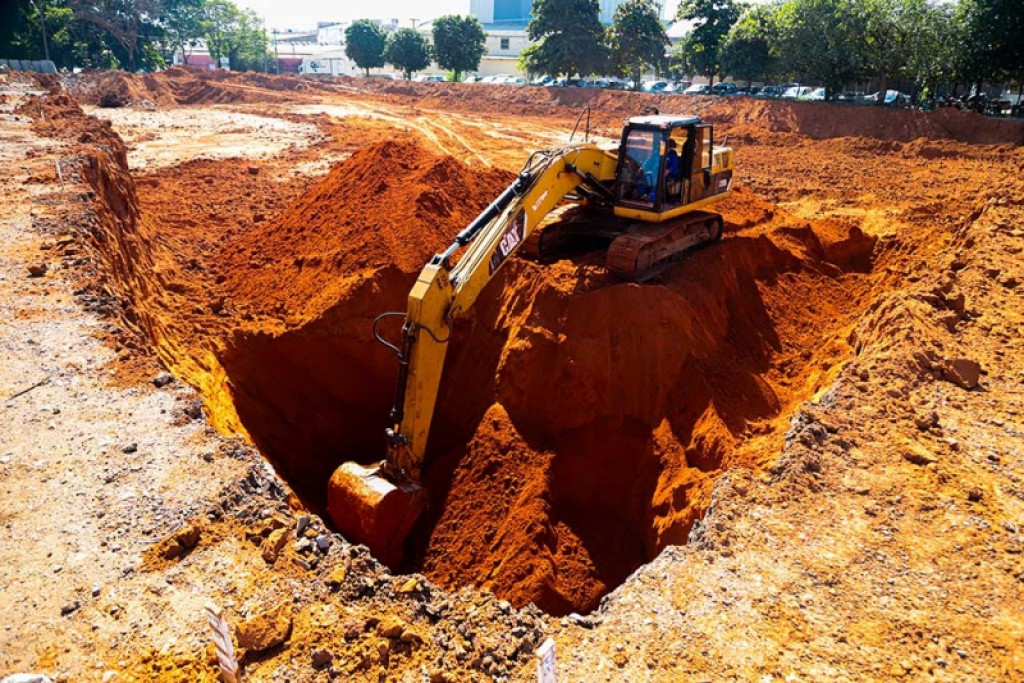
[
  {"xmin": 78, "ymin": 117, "xmax": 879, "ymax": 615},
  {"xmin": 65, "ymin": 69, "xmax": 177, "ymax": 108},
  {"xmin": 203, "ymin": 143, "xmax": 877, "ymax": 613},
  {"xmin": 16, "ymin": 89, "xmax": 129, "ymax": 166},
  {"xmin": 349, "ymin": 79, "xmax": 1024, "ymax": 145},
  {"xmin": 219, "ymin": 140, "xmax": 514, "ymax": 320},
  {"xmin": 65, "ymin": 68, "xmax": 326, "ymax": 108}
]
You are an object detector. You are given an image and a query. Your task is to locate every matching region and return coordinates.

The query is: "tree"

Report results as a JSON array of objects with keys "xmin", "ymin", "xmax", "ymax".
[
  {"xmin": 200, "ymin": 0, "xmax": 271, "ymax": 71},
  {"xmin": 526, "ymin": 0, "xmax": 609, "ymax": 78},
  {"xmin": 160, "ymin": 0, "xmax": 204, "ymax": 65},
  {"xmin": 720, "ymin": 3, "xmax": 777, "ymax": 87},
  {"xmin": 773, "ymin": 0, "xmax": 866, "ymax": 98},
  {"xmin": 344, "ymin": 19, "xmax": 386, "ymax": 76},
  {"xmin": 69, "ymin": 0, "xmax": 162, "ymax": 70},
  {"xmin": 957, "ymin": 0, "xmax": 1024, "ymax": 92},
  {"xmin": 862, "ymin": 0, "xmax": 947, "ymax": 103},
  {"xmin": 676, "ymin": 0, "xmax": 742, "ymax": 86},
  {"xmin": 608, "ymin": 0, "xmax": 668, "ymax": 89},
  {"xmin": 431, "ymin": 14, "xmax": 485, "ymax": 82},
  {"xmin": 384, "ymin": 27, "xmax": 430, "ymax": 79}
]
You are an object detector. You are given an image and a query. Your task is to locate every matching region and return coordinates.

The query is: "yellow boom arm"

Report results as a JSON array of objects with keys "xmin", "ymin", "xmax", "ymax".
[{"xmin": 381, "ymin": 144, "xmax": 617, "ymax": 482}]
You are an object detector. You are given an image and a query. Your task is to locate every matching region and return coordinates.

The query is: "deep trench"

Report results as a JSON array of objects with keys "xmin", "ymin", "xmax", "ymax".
[{"xmin": 214, "ymin": 222, "xmax": 879, "ymax": 615}]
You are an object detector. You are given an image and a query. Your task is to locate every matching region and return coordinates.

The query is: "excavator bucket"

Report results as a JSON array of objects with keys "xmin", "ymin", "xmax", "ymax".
[{"xmin": 326, "ymin": 462, "xmax": 427, "ymax": 567}]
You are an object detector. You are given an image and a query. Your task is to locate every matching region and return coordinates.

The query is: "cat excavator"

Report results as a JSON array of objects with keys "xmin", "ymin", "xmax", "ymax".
[{"xmin": 327, "ymin": 111, "xmax": 735, "ymax": 566}]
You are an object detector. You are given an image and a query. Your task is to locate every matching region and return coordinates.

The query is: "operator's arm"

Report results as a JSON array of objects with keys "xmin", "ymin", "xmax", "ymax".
[{"xmin": 384, "ymin": 145, "xmax": 617, "ymax": 480}]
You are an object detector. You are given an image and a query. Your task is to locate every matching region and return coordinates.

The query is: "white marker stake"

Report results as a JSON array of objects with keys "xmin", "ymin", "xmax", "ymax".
[
  {"xmin": 205, "ymin": 602, "xmax": 241, "ymax": 683},
  {"xmin": 536, "ymin": 637, "xmax": 556, "ymax": 683}
]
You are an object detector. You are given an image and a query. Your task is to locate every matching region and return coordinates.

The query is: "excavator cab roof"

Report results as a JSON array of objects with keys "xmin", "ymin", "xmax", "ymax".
[{"xmin": 625, "ymin": 114, "xmax": 703, "ymax": 129}]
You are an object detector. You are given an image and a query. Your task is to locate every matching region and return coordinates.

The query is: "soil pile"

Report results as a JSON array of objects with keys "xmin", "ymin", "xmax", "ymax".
[
  {"xmin": 219, "ymin": 140, "xmax": 514, "ymax": 320},
  {"xmin": 205, "ymin": 140, "xmax": 878, "ymax": 613},
  {"xmin": 350, "ymin": 78, "xmax": 1024, "ymax": 145}
]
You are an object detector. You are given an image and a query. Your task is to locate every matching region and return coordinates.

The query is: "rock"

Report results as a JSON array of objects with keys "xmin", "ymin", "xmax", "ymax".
[
  {"xmin": 325, "ymin": 563, "xmax": 348, "ymax": 586},
  {"xmin": 247, "ymin": 165, "xmax": 260, "ymax": 175},
  {"xmin": 236, "ymin": 602, "xmax": 292, "ymax": 652},
  {"xmin": 60, "ymin": 601, "xmax": 80, "ymax": 616},
  {"xmin": 158, "ymin": 523, "xmax": 202, "ymax": 560},
  {"xmin": 295, "ymin": 514, "xmax": 310, "ymax": 537},
  {"xmin": 942, "ymin": 358, "xmax": 981, "ymax": 389},
  {"xmin": 376, "ymin": 615, "xmax": 407, "ymax": 639},
  {"xmin": 901, "ymin": 438, "xmax": 937, "ymax": 466},
  {"xmin": 1, "ymin": 676, "xmax": 53, "ymax": 683},
  {"xmin": 121, "ymin": 443, "xmax": 138, "ymax": 454},
  {"xmin": 967, "ymin": 487, "xmax": 983, "ymax": 502},
  {"xmin": 315, "ymin": 534, "xmax": 331, "ymax": 553},
  {"xmin": 99, "ymin": 91, "xmax": 128, "ymax": 108},
  {"xmin": 262, "ymin": 528, "xmax": 289, "ymax": 563},
  {"xmin": 311, "ymin": 648, "xmax": 333, "ymax": 669},
  {"xmin": 151, "ymin": 372, "xmax": 174, "ymax": 388},
  {"xmin": 27, "ymin": 264, "xmax": 47, "ymax": 278},
  {"xmin": 400, "ymin": 627, "xmax": 423, "ymax": 644},
  {"xmin": 914, "ymin": 411, "xmax": 939, "ymax": 430}
]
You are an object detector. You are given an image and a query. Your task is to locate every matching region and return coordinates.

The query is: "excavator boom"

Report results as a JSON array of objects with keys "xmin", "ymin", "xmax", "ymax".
[{"xmin": 327, "ymin": 144, "xmax": 618, "ymax": 565}]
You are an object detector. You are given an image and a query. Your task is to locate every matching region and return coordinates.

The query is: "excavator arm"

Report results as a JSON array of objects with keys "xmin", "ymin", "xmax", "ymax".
[
  {"xmin": 327, "ymin": 143, "xmax": 616, "ymax": 565},
  {"xmin": 387, "ymin": 143, "xmax": 617, "ymax": 480}
]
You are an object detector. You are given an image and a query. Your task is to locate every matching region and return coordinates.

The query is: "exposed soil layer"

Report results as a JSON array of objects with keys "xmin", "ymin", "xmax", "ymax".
[
  {"xmin": 75, "ymin": 103, "xmax": 880, "ymax": 614},
  {"xmin": 218, "ymin": 149, "xmax": 877, "ymax": 613},
  {"xmin": 7, "ymin": 69, "xmax": 1024, "ymax": 681}
]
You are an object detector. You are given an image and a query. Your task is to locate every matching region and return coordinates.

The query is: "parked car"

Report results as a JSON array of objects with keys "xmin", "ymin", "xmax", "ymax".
[
  {"xmin": 641, "ymin": 80, "xmax": 669, "ymax": 92},
  {"xmin": 861, "ymin": 90, "xmax": 910, "ymax": 106},
  {"xmin": 800, "ymin": 87, "xmax": 826, "ymax": 101},
  {"xmin": 683, "ymin": 83, "xmax": 712, "ymax": 95},
  {"xmin": 781, "ymin": 86, "xmax": 815, "ymax": 100},
  {"xmin": 755, "ymin": 84, "xmax": 795, "ymax": 99},
  {"xmin": 413, "ymin": 74, "xmax": 444, "ymax": 82},
  {"xmin": 711, "ymin": 82, "xmax": 738, "ymax": 96},
  {"xmin": 663, "ymin": 81, "xmax": 692, "ymax": 94},
  {"xmin": 531, "ymin": 75, "xmax": 554, "ymax": 86}
]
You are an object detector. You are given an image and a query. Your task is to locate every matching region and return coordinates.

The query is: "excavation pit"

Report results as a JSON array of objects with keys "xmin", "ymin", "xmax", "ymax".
[{"xmin": 109, "ymin": 139, "xmax": 879, "ymax": 615}]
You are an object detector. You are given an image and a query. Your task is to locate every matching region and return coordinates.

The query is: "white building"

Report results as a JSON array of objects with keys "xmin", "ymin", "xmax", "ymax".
[
  {"xmin": 470, "ymin": 0, "xmax": 628, "ymax": 24},
  {"xmin": 468, "ymin": 0, "xmax": 634, "ymax": 77}
]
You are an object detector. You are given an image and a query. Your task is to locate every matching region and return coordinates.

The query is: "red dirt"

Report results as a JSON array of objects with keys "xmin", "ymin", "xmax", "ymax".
[
  {"xmin": 68, "ymin": 93, "xmax": 882, "ymax": 614},
  {"xmin": 219, "ymin": 140, "xmax": 514, "ymax": 320}
]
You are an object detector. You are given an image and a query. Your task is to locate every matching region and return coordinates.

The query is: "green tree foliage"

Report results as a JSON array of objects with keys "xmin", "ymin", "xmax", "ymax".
[
  {"xmin": 69, "ymin": 0, "xmax": 167, "ymax": 70},
  {"xmin": 862, "ymin": 0, "xmax": 950, "ymax": 102},
  {"xmin": 676, "ymin": 0, "xmax": 742, "ymax": 86},
  {"xmin": 161, "ymin": 0, "xmax": 205, "ymax": 65},
  {"xmin": 384, "ymin": 27, "xmax": 430, "ymax": 79},
  {"xmin": 200, "ymin": 0, "xmax": 270, "ymax": 71},
  {"xmin": 526, "ymin": 0, "xmax": 609, "ymax": 78},
  {"xmin": 773, "ymin": 0, "xmax": 866, "ymax": 97},
  {"xmin": 957, "ymin": 0, "xmax": 1024, "ymax": 87},
  {"xmin": 344, "ymin": 19, "xmax": 386, "ymax": 76},
  {"xmin": 431, "ymin": 14, "xmax": 485, "ymax": 82},
  {"xmin": 720, "ymin": 3, "xmax": 777, "ymax": 86},
  {"xmin": 608, "ymin": 0, "xmax": 668, "ymax": 89}
]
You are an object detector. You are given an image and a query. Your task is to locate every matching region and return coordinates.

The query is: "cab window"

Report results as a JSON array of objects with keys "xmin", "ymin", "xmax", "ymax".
[{"xmin": 617, "ymin": 129, "xmax": 662, "ymax": 205}]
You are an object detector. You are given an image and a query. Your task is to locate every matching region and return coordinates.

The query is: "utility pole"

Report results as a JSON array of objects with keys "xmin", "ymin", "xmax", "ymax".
[{"xmin": 28, "ymin": 0, "xmax": 51, "ymax": 62}]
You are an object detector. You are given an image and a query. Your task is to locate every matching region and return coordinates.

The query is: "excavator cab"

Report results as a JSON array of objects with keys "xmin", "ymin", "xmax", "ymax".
[{"xmin": 612, "ymin": 115, "xmax": 733, "ymax": 220}]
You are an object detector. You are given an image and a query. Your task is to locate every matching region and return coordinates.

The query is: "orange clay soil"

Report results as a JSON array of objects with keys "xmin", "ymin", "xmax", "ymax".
[
  {"xmin": 56, "ymin": 68, "xmax": 1024, "ymax": 615},
  {"xmin": 80, "ymin": 108, "xmax": 882, "ymax": 614}
]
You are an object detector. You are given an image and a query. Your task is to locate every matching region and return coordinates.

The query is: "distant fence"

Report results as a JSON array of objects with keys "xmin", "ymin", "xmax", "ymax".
[{"xmin": 0, "ymin": 59, "xmax": 57, "ymax": 74}]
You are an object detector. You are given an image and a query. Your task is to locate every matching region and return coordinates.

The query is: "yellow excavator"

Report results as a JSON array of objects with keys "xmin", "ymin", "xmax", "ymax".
[{"xmin": 327, "ymin": 111, "xmax": 735, "ymax": 565}]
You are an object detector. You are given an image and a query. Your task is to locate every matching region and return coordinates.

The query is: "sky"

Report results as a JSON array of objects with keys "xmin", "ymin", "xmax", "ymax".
[{"xmin": 234, "ymin": 0, "xmax": 684, "ymax": 31}]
